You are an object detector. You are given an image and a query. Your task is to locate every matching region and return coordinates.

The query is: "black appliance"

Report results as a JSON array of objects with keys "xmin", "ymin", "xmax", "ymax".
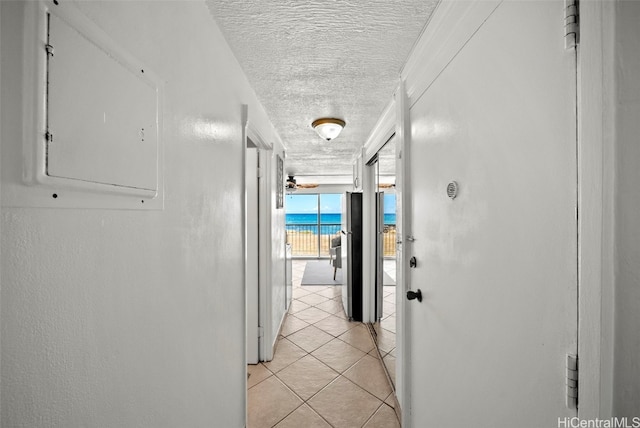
[{"xmin": 341, "ymin": 192, "xmax": 363, "ymax": 321}]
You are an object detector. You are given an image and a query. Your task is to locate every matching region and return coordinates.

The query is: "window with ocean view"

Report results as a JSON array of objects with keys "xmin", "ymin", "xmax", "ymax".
[
  {"xmin": 286, "ymin": 193, "xmax": 397, "ymax": 257},
  {"xmin": 286, "ymin": 194, "xmax": 342, "ymax": 257},
  {"xmin": 383, "ymin": 193, "xmax": 397, "ymax": 257}
]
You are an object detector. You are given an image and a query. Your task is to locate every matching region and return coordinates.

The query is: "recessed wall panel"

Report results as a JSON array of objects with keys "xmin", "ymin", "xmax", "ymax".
[{"xmin": 47, "ymin": 13, "xmax": 158, "ymax": 192}]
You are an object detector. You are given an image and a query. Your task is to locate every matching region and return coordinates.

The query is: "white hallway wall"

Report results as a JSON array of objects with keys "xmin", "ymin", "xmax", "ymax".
[
  {"xmin": 613, "ymin": 0, "xmax": 640, "ymax": 416},
  {"xmin": 0, "ymin": 1, "xmax": 283, "ymax": 427}
]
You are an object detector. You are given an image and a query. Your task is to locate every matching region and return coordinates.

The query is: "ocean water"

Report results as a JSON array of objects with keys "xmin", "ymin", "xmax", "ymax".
[{"xmin": 286, "ymin": 213, "xmax": 396, "ymax": 234}]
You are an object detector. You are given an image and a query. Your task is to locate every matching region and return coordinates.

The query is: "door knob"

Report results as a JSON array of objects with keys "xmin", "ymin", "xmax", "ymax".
[{"xmin": 406, "ymin": 289, "xmax": 422, "ymax": 302}]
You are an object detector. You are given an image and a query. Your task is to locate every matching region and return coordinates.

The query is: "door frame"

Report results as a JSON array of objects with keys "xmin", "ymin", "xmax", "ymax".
[
  {"xmin": 242, "ymin": 106, "xmax": 274, "ymax": 366},
  {"xmin": 576, "ymin": 0, "xmax": 616, "ymax": 417},
  {"xmin": 362, "ymin": 85, "xmax": 413, "ymax": 424},
  {"xmin": 362, "ymin": 101, "xmax": 396, "ymax": 325},
  {"xmin": 394, "ymin": 82, "xmax": 412, "ymax": 425},
  {"xmin": 362, "ymin": 98, "xmax": 406, "ymax": 417},
  {"xmin": 245, "ymin": 138, "xmax": 259, "ymax": 365}
]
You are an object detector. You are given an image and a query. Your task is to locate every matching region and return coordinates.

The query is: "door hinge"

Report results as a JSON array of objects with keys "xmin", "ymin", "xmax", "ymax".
[
  {"xmin": 258, "ymin": 326, "xmax": 264, "ymax": 339},
  {"xmin": 565, "ymin": 0, "xmax": 579, "ymax": 50},
  {"xmin": 566, "ymin": 354, "xmax": 578, "ymax": 409},
  {"xmin": 45, "ymin": 131, "xmax": 53, "ymax": 143},
  {"xmin": 45, "ymin": 43, "xmax": 55, "ymax": 57},
  {"xmin": 257, "ymin": 167, "xmax": 262, "ymax": 179}
]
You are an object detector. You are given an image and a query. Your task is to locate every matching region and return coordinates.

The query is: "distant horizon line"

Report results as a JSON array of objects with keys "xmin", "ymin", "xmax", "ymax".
[{"xmin": 286, "ymin": 212, "xmax": 396, "ymax": 215}]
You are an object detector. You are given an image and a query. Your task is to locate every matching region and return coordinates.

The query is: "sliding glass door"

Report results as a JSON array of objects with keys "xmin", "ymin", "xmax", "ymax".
[{"xmin": 286, "ymin": 193, "xmax": 342, "ymax": 257}]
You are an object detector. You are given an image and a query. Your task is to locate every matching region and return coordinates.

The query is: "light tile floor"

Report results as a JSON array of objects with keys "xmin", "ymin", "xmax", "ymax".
[{"xmin": 247, "ymin": 260, "xmax": 400, "ymax": 428}]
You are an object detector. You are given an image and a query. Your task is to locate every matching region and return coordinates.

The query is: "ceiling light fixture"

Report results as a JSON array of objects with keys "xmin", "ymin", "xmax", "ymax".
[
  {"xmin": 286, "ymin": 175, "xmax": 297, "ymax": 189},
  {"xmin": 311, "ymin": 118, "xmax": 346, "ymax": 141}
]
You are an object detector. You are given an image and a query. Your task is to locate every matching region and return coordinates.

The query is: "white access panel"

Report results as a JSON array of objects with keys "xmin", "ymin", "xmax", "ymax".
[{"xmin": 46, "ymin": 12, "xmax": 158, "ymax": 193}]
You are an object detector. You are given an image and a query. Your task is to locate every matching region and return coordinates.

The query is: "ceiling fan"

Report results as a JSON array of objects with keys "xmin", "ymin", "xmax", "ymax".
[{"xmin": 286, "ymin": 175, "xmax": 318, "ymax": 191}]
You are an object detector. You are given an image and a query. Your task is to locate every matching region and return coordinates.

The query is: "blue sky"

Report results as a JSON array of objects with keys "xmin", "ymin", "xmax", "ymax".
[
  {"xmin": 384, "ymin": 194, "xmax": 396, "ymax": 214},
  {"xmin": 286, "ymin": 193, "xmax": 396, "ymax": 214},
  {"xmin": 286, "ymin": 194, "xmax": 340, "ymax": 213}
]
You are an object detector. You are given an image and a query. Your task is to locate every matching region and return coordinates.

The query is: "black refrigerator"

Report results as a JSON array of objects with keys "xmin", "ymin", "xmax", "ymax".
[{"xmin": 341, "ymin": 192, "xmax": 363, "ymax": 321}]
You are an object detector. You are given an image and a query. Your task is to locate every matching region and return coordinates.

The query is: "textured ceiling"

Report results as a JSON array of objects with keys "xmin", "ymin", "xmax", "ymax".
[{"xmin": 206, "ymin": 0, "xmax": 439, "ymax": 179}]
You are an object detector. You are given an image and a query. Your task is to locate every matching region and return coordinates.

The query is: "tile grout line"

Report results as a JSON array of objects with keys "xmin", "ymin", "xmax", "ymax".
[
  {"xmin": 250, "ymin": 260, "xmax": 399, "ymax": 428},
  {"xmin": 269, "ymin": 309, "xmax": 363, "ymax": 427},
  {"xmin": 275, "ymin": 315, "xmax": 388, "ymax": 424},
  {"xmin": 306, "ymin": 375, "xmax": 385, "ymax": 428},
  {"xmin": 265, "ymin": 378, "xmax": 305, "ymax": 428},
  {"xmin": 271, "ymin": 356, "xmax": 386, "ymax": 428},
  {"xmin": 365, "ymin": 323, "xmax": 402, "ymax": 424}
]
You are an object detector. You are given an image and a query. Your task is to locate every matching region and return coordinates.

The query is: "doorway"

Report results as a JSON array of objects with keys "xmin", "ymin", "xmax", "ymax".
[
  {"xmin": 368, "ymin": 137, "xmax": 397, "ymax": 387},
  {"xmin": 245, "ymin": 140, "xmax": 260, "ymax": 364}
]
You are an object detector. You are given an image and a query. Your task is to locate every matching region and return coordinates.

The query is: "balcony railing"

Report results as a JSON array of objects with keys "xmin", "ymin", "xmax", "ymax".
[
  {"xmin": 286, "ymin": 223, "xmax": 340, "ymax": 257},
  {"xmin": 286, "ymin": 223, "xmax": 397, "ymax": 258},
  {"xmin": 382, "ymin": 225, "xmax": 397, "ymax": 257}
]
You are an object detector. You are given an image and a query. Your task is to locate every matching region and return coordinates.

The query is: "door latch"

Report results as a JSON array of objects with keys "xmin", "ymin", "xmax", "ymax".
[{"xmin": 409, "ymin": 257, "xmax": 417, "ymax": 268}]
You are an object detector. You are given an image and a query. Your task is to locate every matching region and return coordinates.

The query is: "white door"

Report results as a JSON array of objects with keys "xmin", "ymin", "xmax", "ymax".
[{"xmin": 406, "ymin": 2, "xmax": 577, "ymax": 426}]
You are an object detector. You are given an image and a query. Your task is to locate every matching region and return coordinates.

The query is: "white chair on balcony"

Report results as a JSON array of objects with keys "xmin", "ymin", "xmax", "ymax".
[
  {"xmin": 332, "ymin": 245, "xmax": 342, "ymax": 280},
  {"xmin": 329, "ymin": 235, "xmax": 341, "ymax": 265},
  {"xmin": 329, "ymin": 235, "xmax": 341, "ymax": 280}
]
